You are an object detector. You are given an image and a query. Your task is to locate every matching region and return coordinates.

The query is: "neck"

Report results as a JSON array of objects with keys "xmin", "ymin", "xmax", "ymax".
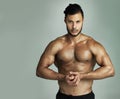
[{"xmin": 67, "ymin": 33, "xmax": 83, "ymax": 44}]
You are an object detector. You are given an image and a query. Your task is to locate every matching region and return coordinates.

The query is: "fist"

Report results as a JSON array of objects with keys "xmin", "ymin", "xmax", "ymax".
[{"xmin": 65, "ymin": 71, "xmax": 80, "ymax": 86}]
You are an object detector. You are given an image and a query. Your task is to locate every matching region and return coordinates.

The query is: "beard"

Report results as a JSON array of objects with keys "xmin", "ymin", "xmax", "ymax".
[{"xmin": 67, "ymin": 26, "xmax": 83, "ymax": 37}]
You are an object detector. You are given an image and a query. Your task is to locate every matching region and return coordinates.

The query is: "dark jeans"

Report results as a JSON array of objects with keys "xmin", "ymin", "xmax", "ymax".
[{"xmin": 56, "ymin": 90, "xmax": 95, "ymax": 99}]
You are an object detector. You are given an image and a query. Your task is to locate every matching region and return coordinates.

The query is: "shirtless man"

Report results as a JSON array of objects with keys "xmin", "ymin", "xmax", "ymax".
[{"xmin": 36, "ymin": 4, "xmax": 115, "ymax": 99}]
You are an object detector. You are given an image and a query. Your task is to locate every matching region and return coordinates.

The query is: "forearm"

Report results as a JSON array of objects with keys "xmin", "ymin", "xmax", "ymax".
[
  {"xmin": 82, "ymin": 66, "xmax": 115, "ymax": 80},
  {"xmin": 36, "ymin": 67, "xmax": 65, "ymax": 81}
]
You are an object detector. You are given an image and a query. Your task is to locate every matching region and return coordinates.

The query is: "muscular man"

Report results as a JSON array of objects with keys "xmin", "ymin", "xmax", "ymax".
[{"xmin": 36, "ymin": 4, "xmax": 115, "ymax": 99}]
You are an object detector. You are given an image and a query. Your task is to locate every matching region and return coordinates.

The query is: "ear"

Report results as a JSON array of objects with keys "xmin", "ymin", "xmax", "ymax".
[
  {"xmin": 64, "ymin": 18, "xmax": 66, "ymax": 23},
  {"xmin": 82, "ymin": 17, "xmax": 84, "ymax": 21}
]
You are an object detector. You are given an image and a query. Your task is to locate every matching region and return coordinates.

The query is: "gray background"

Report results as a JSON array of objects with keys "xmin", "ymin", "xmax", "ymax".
[{"xmin": 0, "ymin": 0, "xmax": 120, "ymax": 99}]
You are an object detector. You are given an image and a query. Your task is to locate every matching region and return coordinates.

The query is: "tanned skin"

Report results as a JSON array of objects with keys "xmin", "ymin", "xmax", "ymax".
[{"xmin": 36, "ymin": 12, "xmax": 115, "ymax": 96}]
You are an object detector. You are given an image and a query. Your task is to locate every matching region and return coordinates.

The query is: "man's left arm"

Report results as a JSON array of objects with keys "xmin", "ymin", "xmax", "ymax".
[
  {"xmin": 66, "ymin": 40, "xmax": 115, "ymax": 86},
  {"xmin": 81, "ymin": 40, "xmax": 115, "ymax": 80}
]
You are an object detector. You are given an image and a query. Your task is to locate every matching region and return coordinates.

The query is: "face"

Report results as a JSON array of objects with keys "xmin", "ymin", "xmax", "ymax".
[{"xmin": 65, "ymin": 13, "xmax": 84, "ymax": 37}]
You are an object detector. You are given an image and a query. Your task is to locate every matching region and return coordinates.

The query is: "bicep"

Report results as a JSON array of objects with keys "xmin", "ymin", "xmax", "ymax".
[
  {"xmin": 96, "ymin": 50, "xmax": 112, "ymax": 67},
  {"xmin": 39, "ymin": 52, "xmax": 55, "ymax": 68},
  {"xmin": 91, "ymin": 41, "xmax": 112, "ymax": 67},
  {"xmin": 38, "ymin": 41, "xmax": 59, "ymax": 68}
]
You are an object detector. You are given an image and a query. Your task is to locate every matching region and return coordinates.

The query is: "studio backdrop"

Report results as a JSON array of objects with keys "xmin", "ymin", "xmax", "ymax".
[{"xmin": 0, "ymin": 0, "xmax": 120, "ymax": 99}]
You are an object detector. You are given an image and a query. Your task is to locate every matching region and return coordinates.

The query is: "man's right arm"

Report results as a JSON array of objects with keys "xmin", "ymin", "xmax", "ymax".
[{"xmin": 36, "ymin": 40, "xmax": 65, "ymax": 81}]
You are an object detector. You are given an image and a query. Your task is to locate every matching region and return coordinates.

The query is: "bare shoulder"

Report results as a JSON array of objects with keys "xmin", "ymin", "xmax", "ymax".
[
  {"xmin": 55, "ymin": 34, "xmax": 67, "ymax": 43},
  {"xmin": 81, "ymin": 34, "xmax": 103, "ymax": 48},
  {"xmin": 52, "ymin": 35, "xmax": 66, "ymax": 45},
  {"xmin": 46, "ymin": 35, "xmax": 66, "ymax": 50},
  {"xmin": 85, "ymin": 35, "xmax": 106, "ymax": 55},
  {"xmin": 81, "ymin": 33, "xmax": 105, "ymax": 54},
  {"xmin": 80, "ymin": 33, "xmax": 103, "ymax": 47},
  {"xmin": 81, "ymin": 33, "xmax": 95, "ymax": 44}
]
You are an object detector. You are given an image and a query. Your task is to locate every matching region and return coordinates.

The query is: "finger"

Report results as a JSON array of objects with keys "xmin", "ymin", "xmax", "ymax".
[
  {"xmin": 69, "ymin": 75, "xmax": 75, "ymax": 81},
  {"xmin": 66, "ymin": 75, "xmax": 70, "ymax": 80},
  {"xmin": 72, "ymin": 75, "xmax": 80, "ymax": 86},
  {"xmin": 66, "ymin": 75, "xmax": 74, "ymax": 84},
  {"xmin": 71, "ymin": 75, "xmax": 77, "ymax": 83},
  {"xmin": 66, "ymin": 72, "xmax": 80, "ymax": 86},
  {"xmin": 70, "ymin": 71, "xmax": 78, "ymax": 75},
  {"xmin": 67, "ymin": 75, "xmax": 76, "ymax": 85},
  {"xmin": 75, "ymin": 76, "xmax": 80, "ymax": 86},
  {"xmin": 67, "ymin": 75, "xmax": 77, "ymax": 86}
]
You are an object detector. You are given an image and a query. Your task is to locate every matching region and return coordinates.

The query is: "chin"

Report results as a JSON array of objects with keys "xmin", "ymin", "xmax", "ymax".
[{"xmin": 69, "ymin": 32, "xmax": 81, "ymax": 37}]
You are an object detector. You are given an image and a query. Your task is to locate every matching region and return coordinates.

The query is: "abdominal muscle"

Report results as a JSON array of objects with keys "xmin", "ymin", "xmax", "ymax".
[
  {"xmin": 58, "ymin": 76, "xmax": 93, "ymax": 96},
  {"xmin": 58, "ymin": 78, "xmax": 93, "ymax": 96},
  {"xmin": 56, "ymin": 61, "xmax": 94, "ymax": 96}
]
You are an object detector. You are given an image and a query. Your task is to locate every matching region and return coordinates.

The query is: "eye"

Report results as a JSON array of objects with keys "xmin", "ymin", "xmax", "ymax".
[
  {"xmin": 67, "ymin": 20, "xmax": 73, "ymax": 23},
  {"xmin": 76, "ymin": 20, "xmax": 80, "ymax": 23}
]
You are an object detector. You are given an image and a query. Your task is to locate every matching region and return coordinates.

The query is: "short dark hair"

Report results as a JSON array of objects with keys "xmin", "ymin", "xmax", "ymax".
[{"xmin": 64, "ymin": 3, "xmax": 84, "ymax": 18}]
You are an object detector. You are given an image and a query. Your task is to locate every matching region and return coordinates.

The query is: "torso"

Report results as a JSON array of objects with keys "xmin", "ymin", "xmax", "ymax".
[{"xmin": 54, "ymin": 33, "xmax": 96, "ymax": 95}]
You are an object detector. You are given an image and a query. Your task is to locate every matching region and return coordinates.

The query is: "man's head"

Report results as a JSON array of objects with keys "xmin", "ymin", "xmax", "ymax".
[
  {"xmin": 64, "ymin": 4, "xmax": 84, "ymax": 19},
  {"xmin": 64, "ymin": 4, "xmax": 84, "ymax": 37}
]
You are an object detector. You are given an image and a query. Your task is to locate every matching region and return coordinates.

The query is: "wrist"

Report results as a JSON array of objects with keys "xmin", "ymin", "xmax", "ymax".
[
  {"xmin": 80, "ymin": 73, "xmax": 88, "ymax": 80},
  {"xmin": 57, "ymin": 74, "xmax": 65, "ymax": 81}
]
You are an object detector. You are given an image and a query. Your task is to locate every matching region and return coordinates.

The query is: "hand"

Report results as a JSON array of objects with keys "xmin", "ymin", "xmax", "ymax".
[{"xmin": 65, "ymin": 71, "xmax": 82, "ymax": 86}]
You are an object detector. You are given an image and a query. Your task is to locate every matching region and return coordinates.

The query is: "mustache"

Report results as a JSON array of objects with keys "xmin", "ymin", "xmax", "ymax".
[
  {"xmin": 66, "ymin": 26, "xmax": 83, "ymax": 34},
  {"xmin": 71, "ymin": 28, "xmax": 78, "ymax": 32}
]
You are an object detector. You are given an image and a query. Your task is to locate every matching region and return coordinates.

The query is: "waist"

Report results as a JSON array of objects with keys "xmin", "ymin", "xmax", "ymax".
[
  {"xmin": 57, "ymin": 90, "xmax": 95, "ymax": 98},
  {"xmin": 58, "ymin": 80, "xmax": 93, "ymax": 95}
]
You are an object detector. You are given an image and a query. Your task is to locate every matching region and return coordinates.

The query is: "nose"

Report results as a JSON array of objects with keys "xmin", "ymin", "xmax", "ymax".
[{"xmin": 73, "ymin": 22, "xmax": 76, "ymax": 29}]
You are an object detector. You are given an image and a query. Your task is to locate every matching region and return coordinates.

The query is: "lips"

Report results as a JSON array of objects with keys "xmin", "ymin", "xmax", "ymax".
[{"xmin": 71, "ymin": 29, "xmax": 78, "ymax": 33}]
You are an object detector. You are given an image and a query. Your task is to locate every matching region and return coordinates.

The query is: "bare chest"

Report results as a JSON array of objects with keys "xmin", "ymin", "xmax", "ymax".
[{"xmin": 56, "ymin": 43, "xmax": 93, "ymax": 64}]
